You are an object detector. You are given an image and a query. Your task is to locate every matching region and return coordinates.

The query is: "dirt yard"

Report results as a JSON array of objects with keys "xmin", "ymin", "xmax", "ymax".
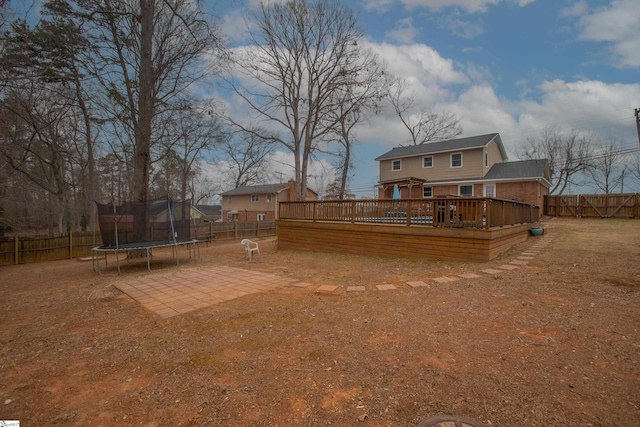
[{"xmin": 0, "ymin": 218, "xmax": 639, "ymax": 426}]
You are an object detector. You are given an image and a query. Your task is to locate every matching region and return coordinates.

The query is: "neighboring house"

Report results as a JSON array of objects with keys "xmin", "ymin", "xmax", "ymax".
[
  {"xmin": 148, "ymin": 198, "xmax": 205, "ymax": 222},
  {"xmin": 221, "ymin": 181, "xmax": 318, "ymax": 222},
  {"xmin": 375, "ymin": 133, "xmax": 550, "ymax": 208},
  {"xmin": 195, "ymin": 204, "xmax": 222, "ymax": 222}
]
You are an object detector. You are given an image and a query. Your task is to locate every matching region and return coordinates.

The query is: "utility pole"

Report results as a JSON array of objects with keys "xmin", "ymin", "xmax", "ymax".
[{"xmin": 635, "ymin": 107, "xmax": 640, "ymax": 146}]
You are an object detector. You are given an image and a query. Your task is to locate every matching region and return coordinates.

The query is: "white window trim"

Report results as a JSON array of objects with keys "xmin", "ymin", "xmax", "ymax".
[
  {"xmin": 483, "ymin": 183, "xmax": 495, "ymax": 198},
  {"xmin": 422, "ymin": 156, "xmax": 434, "ymax": 168},
  {"xmin": 459, "ymin": 184, "xmax": 473, "ymax": 197},
  {"xmin": 391, "ymin": 159, "xmax": 402, "ymax": 171},
  {"xmin": 450, "ymin": 152, "xmax": 463, "ymax": 168},
  {"xmin": 257, "ymin": 213, "xmax": 266, "ymax": 221},
  {"xmin": 423, "ymin": 186, "xmax": 433, "ymax": 198},
  {"xmin": 485, "ymin": 152, "xmax": 489, "ymax": 168},
  {"xmin": 251, "ymin": 194, "xmax": 260, "ymax": 202}
]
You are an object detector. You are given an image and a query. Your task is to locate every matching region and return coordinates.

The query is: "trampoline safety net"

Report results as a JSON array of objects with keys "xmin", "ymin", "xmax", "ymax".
[{"xmin": 95, "ymin": 197, "xmax": 192, "ymax": 248}]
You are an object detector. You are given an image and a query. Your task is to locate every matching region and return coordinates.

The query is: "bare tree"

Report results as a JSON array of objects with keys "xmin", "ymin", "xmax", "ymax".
[
  {"xmin": 227, "ymin": 0, "xmax": 382, "ymax": 200},
  {"xmin": 0, "ymin": 85, "xmax": 76, "ymax": 233},
  {"xmin": 587, "ymin": 140, "xmax": 626, "ymax": 194},
  {"xmin": 323, "ymin": 180, "xmax": 355, "ymax": 200},
  {"xmin": 518, "ymin": 127, "xmax": 593, "ymax": 195},
  {"xmin": 218, "ymin": 126, "xmax": 276, "ymax": 189},
  {"xmin": 64, "ymin": 0, "xmax": 225, "ymax": 239},
  {"xmin": 327, "ymin": 65, "xmax": 386, "ymax": 199},
  {"xmin": 386, "ymin": 75, "xmax": 462, "ymax": 146}
]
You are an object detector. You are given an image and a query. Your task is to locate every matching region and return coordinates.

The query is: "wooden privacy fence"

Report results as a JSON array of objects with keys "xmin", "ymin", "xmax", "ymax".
[
  {"xmin": 545, "ymin": 193, "xmax": 640, "ymax": 218},
  {"xmin": 279, "ymin": 197, "xmax": 539, "ymax": 229},
  {"xmin": 0, "ymin": 220, "xmax": 275, "ymax": 265}
]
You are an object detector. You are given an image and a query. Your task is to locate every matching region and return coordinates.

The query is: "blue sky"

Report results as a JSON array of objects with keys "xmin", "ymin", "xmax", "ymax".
[
  {"xmin": 209, "ymin": 0, "xmax": 640, "ymax": 196},
  {"xmin": 12, "ymin": 0, "xmax": 640, "ymax": 196}
]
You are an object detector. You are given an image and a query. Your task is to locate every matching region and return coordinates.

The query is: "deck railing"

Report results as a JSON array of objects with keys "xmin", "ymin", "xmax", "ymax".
[{"xmin": 278, "ymin": 197, "xmax": 539, "ymax": 229}]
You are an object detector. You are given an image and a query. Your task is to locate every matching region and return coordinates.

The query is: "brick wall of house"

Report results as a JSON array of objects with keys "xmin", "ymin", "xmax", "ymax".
[
  {"xmin": 430, "ymin": 184, "xmax": 484, "ymax": 197},
  {"xmin": 223, "ymin": 210, "xmax": 278, "ymax": 222},
  {"xmin": 431, "ymin": 185, "xmax": 459, "ymax": 197},
  {"xmin": 496, "ymin": 181, "xmax": 547, "ymax": 208}
]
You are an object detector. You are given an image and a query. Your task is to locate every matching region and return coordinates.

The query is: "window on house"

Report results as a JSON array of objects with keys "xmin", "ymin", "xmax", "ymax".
[
  {"xmin": 459, "ymin": 185, "xmax": 473, "ymax": 197},
  {"xmin": 251, "ymin": 194, "xmax": 259, "ymax": 202},
  {"xmin": 485, "ymin": 152, "xmax": 489, "ymax": 167},
  {"xmin": 227, "ymin": 196, "xmax": 232, "ymax": 203},
  {"xmin": 423, "ymin": 156, "xmax": 433, "ymax": 168},
  {"xmin": 451, "ymin": 153, "xmax": 462, "ymax": 168},
  {"xmin": 266, "ymin": 194, "xmax": 272, "ymax": 202},
  {"xmin": 392, "ymin": 160, "xmax": 402, "ymax": 171},
  {"xmin": 484, "ymin": 184, "xmax": 495, "ymax": 198},
  {"xmin": 423, "ymin": 186, "xmax": 433, "ymax": 197},
  {"xmin": 257, "ymin": 213, "xmax": 266, "ymax": 221}
]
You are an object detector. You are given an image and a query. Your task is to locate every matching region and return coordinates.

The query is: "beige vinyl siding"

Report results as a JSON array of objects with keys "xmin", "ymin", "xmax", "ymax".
[
  {"xmin": 485, "ymin": 140, "xmax": 506, "ymax": 173},
  {"xmin": 379, "ymin": 143, "xmax": 508, "ymax": 182},
  {"xmin": 225, "ymin": 195, "xmax": 277, "ymax": 212}
]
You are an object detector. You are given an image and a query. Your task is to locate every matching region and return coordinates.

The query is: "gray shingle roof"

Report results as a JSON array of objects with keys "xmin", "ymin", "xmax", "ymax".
[
  {"xmin": 220, "ymin": 184, "xmax": 288, "ymax": 196},
  {"xmin": 484, "ymin": 159, "xmax": 549, "ymax": 180},
  {"xmin": 375, "ymin": 133, "xmax": 505, "ymax": 161}
]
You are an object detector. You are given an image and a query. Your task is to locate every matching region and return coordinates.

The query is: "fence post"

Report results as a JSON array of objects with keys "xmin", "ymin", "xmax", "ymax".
[
  {"xmin": 14, "ymin": 235, "xmax": 19, "ymax": 265},
  {"xmin": 69, "ymin": 230, "xmax": 73, "ymax": 259},
  {"xmin": 234, "ymin": 219, "xmax": 238, "ymax": 240}
]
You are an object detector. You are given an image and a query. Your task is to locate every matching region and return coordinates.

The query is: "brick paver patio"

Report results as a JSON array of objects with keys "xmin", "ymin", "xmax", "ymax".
[{"xmin": 114, "ymin": 266, "xmax": 299, "ymax": 318}]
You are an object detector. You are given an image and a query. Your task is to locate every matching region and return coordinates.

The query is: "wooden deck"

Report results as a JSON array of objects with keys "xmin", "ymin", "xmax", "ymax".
[
  {"xmin": 277, "ymin": 220, "xmax": 532, "ymax": 262},
  {"xmin": 276, "ymin": 198, "xmax": 539, "ymax": 261}
]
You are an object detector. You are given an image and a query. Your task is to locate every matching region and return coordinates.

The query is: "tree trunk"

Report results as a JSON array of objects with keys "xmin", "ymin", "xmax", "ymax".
[{"xmin": 132, "ymin": 0, "xmax": 155, "ymax": 241}]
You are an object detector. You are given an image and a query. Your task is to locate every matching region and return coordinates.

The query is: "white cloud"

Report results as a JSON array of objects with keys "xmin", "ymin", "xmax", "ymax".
[
  {"xmin": 450, "ymin": 85, "xmax": 520, "ymax": 146},
  {"xmin": 538, "ymin": 79, "xmax": 570, "ymax": 93},
  {"xmin": 399, "ymin": 0, "xmax": 506, "ymax": 13},
  {"xmin": 522, "ymin": 79, "xmax": 640, "ymax": 133},
  {"xmin": 370, "ymin": 42, "xmax": 469, "ymax": 86},
  {"xmin": 386, "ymin": 17, "xmax": 419, "ymax": 44},
  {"xmin": 363, "ymin": 0, "xmax": 535, "ymax": 13},
  {"xmin": 575, "ymin": 0, "xmax": 640, "ymax": 68},
  {"xmin": 361, "ymin": 0, "xmax": 397, "ymax": 13},
  {"xmin": 220, "ymin": 9, "xmax": 251, "ymax": 44},
  {"xmin": 437, "ymin": 12, "xmax": 485, "ymax": 38},
  {"xmin": 560, "ymin": 0, "xmax": 588, "ymax": 18}
]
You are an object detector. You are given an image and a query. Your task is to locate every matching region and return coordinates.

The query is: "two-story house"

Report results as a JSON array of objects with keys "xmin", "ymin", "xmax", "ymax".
[
  {"xmin": 375, "ymin": 133, "xmax": 550, "ymax": 208},
  {"xmin": 220, "ymin": 181, "xmax": 318, "ymax": 222}
]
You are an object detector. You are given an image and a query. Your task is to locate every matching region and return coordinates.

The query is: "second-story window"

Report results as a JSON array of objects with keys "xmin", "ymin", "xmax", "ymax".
[
  {"xmin": 451, "ymin": 153, "xmax": 463, "ymax": 168},
  {"xmin": 485, "ymin": 152, "xmax": 489, "ymax": 167},
  {"xmin": 423, "ymin": 156, "xmax": 433, "ymax": 168},
  {"xmin": 392, "ymin": 160, "xmax": 402, "ymax": 171},
  {"xmin": 266, "ymin": 194, "xmax": 272, "ymax": 202},
  {"xmin": 251, "ymin": 194, "xmax": 259, "ymax": 202},
  {"xmin": 227, "ymin": 196, "xmax": 232, "ymax": 203}
]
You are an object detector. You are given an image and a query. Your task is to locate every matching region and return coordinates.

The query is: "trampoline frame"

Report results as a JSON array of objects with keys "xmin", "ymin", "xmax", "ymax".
[{"xmin": 92, "ymin": 239, "xmax": 200, "ymax": 274}]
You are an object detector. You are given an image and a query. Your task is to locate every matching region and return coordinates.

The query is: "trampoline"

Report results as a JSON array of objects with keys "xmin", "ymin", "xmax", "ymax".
[{"xmin": 92, "ymin": 196, "xmax": 200, "ymax": 273}]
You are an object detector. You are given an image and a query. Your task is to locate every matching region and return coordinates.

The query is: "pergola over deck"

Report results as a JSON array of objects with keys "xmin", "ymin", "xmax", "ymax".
[
  {"xmin": 379, "ymin": 177, "xmax": 426, "ymax": 199},
  {"xmin": 276, "ymin": 197, "xmax": 540, "ymax": 261}
]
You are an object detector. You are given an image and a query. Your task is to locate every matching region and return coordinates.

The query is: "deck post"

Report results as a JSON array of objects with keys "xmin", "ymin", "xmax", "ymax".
[{"xmin": 351, "ymin": 200, "xmax": 356, "ymax": 223}]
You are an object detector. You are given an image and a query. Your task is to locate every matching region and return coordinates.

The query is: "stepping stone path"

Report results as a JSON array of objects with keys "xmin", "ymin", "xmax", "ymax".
[{"xmin": 115, "ymin": 235, "xmax": 555, "ymax": 317}]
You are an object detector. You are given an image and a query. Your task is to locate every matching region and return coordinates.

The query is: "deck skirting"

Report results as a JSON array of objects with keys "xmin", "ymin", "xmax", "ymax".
[{"xmin": 276, "ymin": 220, "xmax": 531, "ymax": 261}]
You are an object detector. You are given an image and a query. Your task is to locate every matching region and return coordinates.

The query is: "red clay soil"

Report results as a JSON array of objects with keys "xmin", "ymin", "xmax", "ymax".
[{"xmin": 0, "ymin": 218, "xmax": 639, "ymax": 426}]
